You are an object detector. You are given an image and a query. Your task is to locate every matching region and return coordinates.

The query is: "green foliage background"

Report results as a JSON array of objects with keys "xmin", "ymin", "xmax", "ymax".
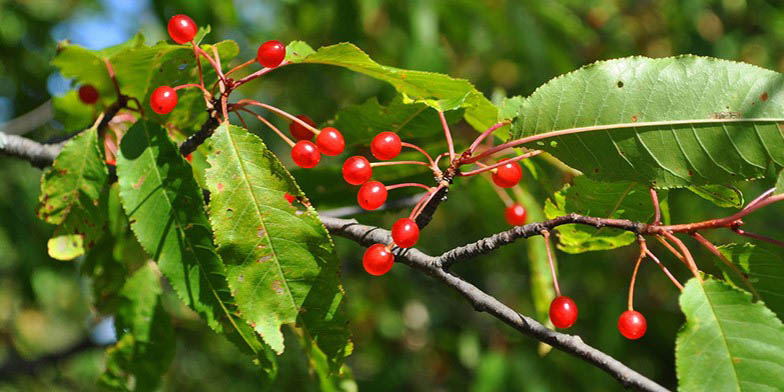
[{"xmin": 1, "ymin": 0, "xmax": 784, "ymax": 390}]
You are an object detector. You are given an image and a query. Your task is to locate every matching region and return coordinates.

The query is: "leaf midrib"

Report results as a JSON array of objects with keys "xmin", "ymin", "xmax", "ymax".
[{"xmin": 699, "ymin": 282, "xmax": 742, "ymax": 391}]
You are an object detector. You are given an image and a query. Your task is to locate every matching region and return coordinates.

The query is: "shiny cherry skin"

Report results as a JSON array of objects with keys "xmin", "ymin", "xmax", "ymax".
[
  {"xmin": 257, "ymin": 40, "xmax": 286, "ymax": 68},
  {"xmin": 363, "ymin": 243, "xmax": 394, "ymax": 276},
  {"xmin": 391, "ymin": 218, "xmax": 419, "ymax": 248},
  {"xmin": 492, "ymin": 160, "xmax": 522, "ymax": 188},
  {"xmin": 291, "ymin": 140, "xmax": 321, "ymax": 168},
  {"xmin": 618, "ymin": 310, "xmax": 647, "ymax": 340},
  {"xmin": 150, "ymin": 86, "xmax": 178, "ymax": 114},
  {"xmin": 78, "ymin": 85, "xmax": 99, "ymax": 104},
  {"xmin": 167, "ymin": 14, "xmax": 198, "ymax": 44},
  {"xmin": 357, "ymin": 181, "xmax": 387, "ymax": 210},
  {"xmin": 315, "ymin": 127, "xmax": 345, "ymax": 156},
  {"xmin": 342, "ymin": 156, "xmax": 372, "ymax": 185},
  {"xmin": 549, "ymin": 296, "xmax": 578, "ymax": 329},
  {"xmin": 370, "ymin": 131, "xmax": 402, "ymax": 160},
  {"xmin": 504, "ymin": 203, "xmax": 527, "ymax": 226},
  {"xmin": 289, "ymin": 114, "xmax": 316, "ymax": 141}
]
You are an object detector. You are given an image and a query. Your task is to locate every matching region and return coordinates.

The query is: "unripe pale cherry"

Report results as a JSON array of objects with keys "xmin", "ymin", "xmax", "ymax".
[
  {"xmin": 492, "ymin": 160, "xmax": 522, "ymax": 188},
  {"xmin": 291, "ymin": 140, "xmax": 321, "ymax": 168},
  {"xmin": 505, "ymin": 203, "xmax": 527, "ymax": 226},
  {"xmin": 316, "ymin": 127, "xmax": 345, "ymax": 156},
  {"xmin": 257, "ymin": 40, "xmax": 286, "ymax": 68},
  {"xmin": 618, "ymin": 310, "xmax": 647, "ymax": 340},
  {"xmin": 167, "ymin": 14, "xmax": 198, "ymax": 44},
  {"xmin": 363, "ymin": 243, "xmax": 394, "ymax": 276},
  {"xmin": 357, "ymin": 181, "xmax": 387, "ymax": 210},
  {"xmin": 370, "ymin": 131, "xmax": 402, "ymax": 160},
  {"xmin": 150, "ymin": 86, "xmax": 178, "ymax": 114},
  {"xmin": 289, "ymin": 114, "xmax": 316, "ymax": 141},
  {"xmin": 391, "ymin": 218, "xmax": 419, "ymax": 248},
  {"xmin": 342, "ymin": 156, "xmax": 372, "ymax": 185},
  {"xmin": 78, "ymin": 85, "xmax": 99, "ymax": 104},
  {"xmin": 549, "ymin": 296, "xmax": 578, "ymax": 329}
]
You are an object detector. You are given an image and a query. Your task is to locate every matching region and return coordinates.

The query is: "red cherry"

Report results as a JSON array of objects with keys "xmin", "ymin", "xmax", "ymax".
[
  {"xmin": 492, "ymin": 160, "xmax": 522, "ymax": 188},
  {"xmin": 391, "ymin": 218, "xmax": 419, "ymax": 248},
  {"xmin": 289, "ymin": 115, "xmax": 316, "ymax": 141},
  {"xmin": 342, "ymin": 156, "xmax": 372, "ymax": 185},
  {"xmin": 363, "ymin": 244, "xmax": 394, "ymax": 276},
  {"xmin": 167, "ymin": 14, "xmax": 198, "ymax": 44},
  {"xmin": 357, "ymin": 181, "xmax": 387, "ymax": 210},
  {"xmin": 78, "ymin": 85, "xmax": 99, "ymax": 104},
  {"xmin": 150, "ymin": 86, "xmax": 178, "ymax": 114},
  {"xmin": 370, "ymin": 131, "xmax": 402, "ymax": 160},
  {"xmin": 315, "ymin": 127, "xmax": 345, "ymax": 156},
  {"xmin": 257, "ymin": 40, "xmax": 286, "ymax": 68},
  {"xmin": 504, "ymin": 203, "xmax": 527, "ymax": 226},
  {"xmin": 618, "ymin": 310, "xmax": 647, "ymax": 340},
  {"xmin": 186, "ymin": 153, "xmax": 193, "ymax": 163},
  {"xmin": 549, "ymin": 296, "xmax": 578, "ymax": 329},
  {"xmin": 291, "ymin": 140, "xmax": 320, "ymax": 168},
  {"xmin": 105, "ymin": 158, "xmax": 116, "ymax": 166},
  {"xmin": 284, "ymin": 193, "xmax": 295, "ymax": 204}
]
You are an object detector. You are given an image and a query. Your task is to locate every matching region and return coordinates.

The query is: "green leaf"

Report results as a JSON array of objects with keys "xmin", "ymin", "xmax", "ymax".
[
  {"xmin": 544, "ymin": 176, "xmax": 660, "ymax": 253},
  {"xmin": 776, "ymin": 169, "xmax": 784, "ymax": 194},
  {"xmin": 204, "ymin": 124, "xmax": 351, "ymax": 370},
  {"xmin": 116, "ymin": 121, "xmax": 277, "ymax": 376},
  {"xmin": 53, "ymin": 90, "xmax": 95, "ymax": 131},
  {"xmin": 688, "ymin": 184, "xmax": 744, "ymax": 208},
  {"xmin": 676, "ymin": 278, "xmax": 784, "ymax": 391},
  {"xmin": 510, "ymin": 56, "xmax": 784, "ymax": 188},
  {"xmin": 37, "ymin": 125, "xmax": 109, "ymax": 260},
  {"xmin": 286, "ymin": 41, "xmax": 497, "ymax": 131},
  {"xmin": 717, "ymin": 243, "xmax": 784, "ymax": 320},
  {"xmin": 329, "ymin": 95, "xmax": 462, "ymax": 144},
  {"xmin": 98, "ymin": 263, "xmax": 174, "ymax": 391}
]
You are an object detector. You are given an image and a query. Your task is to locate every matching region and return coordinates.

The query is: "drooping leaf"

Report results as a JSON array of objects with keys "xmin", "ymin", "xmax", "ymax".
[
  {"xmin": 717, "ymin": 243, "xmax": 784, "ymax": 320},
  {"xmin": 204, "ymin": 124, "xmax": 351, "ymax": 370},
  {"xmin": 37, "ymin": 124, "xmax": 109, "ymax": 260},
  {"xmin": 510, "ymin": 56, "xmax": 784, "ymax": 188},
  {"xmin": 116, "ymin": 121, "xmax": 277, "ymax": 377},
  {"xmin": 676, "ymin": 278, "xmax": 784, "ymax": 391},
  {"xmin": 544, "ymin": 176, "xmax": 661, "ymax": 253},
  {"xmin": 687, "ymin": 184, "xmax": 744, "ymax": 208},
  {"xmin": 98, "ymin": 263, "xmax": 174, "ymax": 391},
  {"xmin": 285, "ymin": 41, "xmax": 497, "ymax": 131}
]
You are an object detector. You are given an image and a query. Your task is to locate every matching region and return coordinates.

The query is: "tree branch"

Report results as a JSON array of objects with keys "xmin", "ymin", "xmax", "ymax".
[
  {"xmin": 322, "ymin": 216, "xmax": 670, "ymax": 392},
  {"xmin": 0, "ymin": 132, "xmax": 65, "ymax": 168}
]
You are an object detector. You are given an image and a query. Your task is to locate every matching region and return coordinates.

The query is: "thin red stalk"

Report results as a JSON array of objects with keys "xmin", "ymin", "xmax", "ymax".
[
  {"xmin": 190, "ymin": 41, "xmax": 210, "ymax": 108},
  {"xmin": 225, "ymin": 58, "xmax": 256, "ymax": 77},
  {"xmin": 542, "ymin": 230, "xmax": 561, "ymax": 297},
  {"xmin": 485, "ymin": 174, "xmax": 514, "ymax": 207},
  {"xmin": 370, "ymin": 160, "xmax": 430, "ymax": 168},
  {"xmin": 660, "ymin": 194, "xmax": 784, "ymax": 232},
  {"xmin": 401, "ymin": 142, "xmax": 435, "ymax": 167},
  {"xmin": 468, "ymin": 121, "xmax": 508, "ymax": 153},
  {"xmin": 212, "ymin": 46, "xmax": 225, "ymax": 80},
  {"xmin": 237, "ymin": 108, "xmax": 295, "ymax": 147},
  {"xmin": 174, "ymin": 83, "xmax": 211, "ymax": 97},
  {"xmin": 650, "ymin": 188, "xmax": 661, "ymax": 225},
  {"xmin": 655, "ymin": 235, "xmax": 686, "ymax": 265},
  {"xmin": 193, "ymin": 47, "xmax": 226, "ymax": 83},
  {"xmin": 742, "ymin": 188, "xmax": 776, "ymax": 211},
  {"xmin": 235, "ymin": 110, "xmax": 249, "ymax": 130},
  {"xmin": 433, "ymin": 152, "xmax": 450, "ymax": 169},
  {"xmin": 408, "ymin": 190, "xmax": 435, "ymax": 220},
  {"xmin": 411, "ymin": 184, "xmax": 445, "ymax": 221},
  {"xmin": 459, "ymin": 150, "xmax": 542, "ymax": 176},
  {"xmin": 386, "ymin": 183, "xmax": 433, "ymax": 192},
  {"xmin": 234, "ymin": 61, "xmax": 289, "ymax": 87},
  {"xmin": 627, "ymin": 238, "xmax": 647, "ymax": 310},
  {"xmin": 235, "ymin": 100, "xmax": 320, "ymax": 135},
  {"xmin": 438, "ymin": 111, "xmax": 455, "ymax": 162},
  {"xmin": 661, "ymin": 232, "xmax": 702, "ymax": 282},
  {"xmin": 644, "ymin": 249, "xmax": 684, "ymax": 290},
  {"xmin": 102, "ymin": 59, "xmax": 121, "ymax": 98},
  {"xmin": 692, "ymin": 232, "xmax": 759, "ymax": 299},
  {"xmin": 733, "ymin": 228, "xmax": 784, "ymax": 247}
]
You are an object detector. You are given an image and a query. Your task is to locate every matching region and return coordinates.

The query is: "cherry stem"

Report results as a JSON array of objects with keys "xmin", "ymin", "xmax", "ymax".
[
  {"xmin": 627, "ymin": 237, "xmax": 647, "ymax": 311},
  {"xmin": 742, "ymin": 187, "xmax": 776, "ymax": 212},
  {"xmin": 212, "ymin": 46, "xmax": 225, "ymax": 80},
  {"xmin": 225, "ymin": 58, "xmax": 256, "ymax": 77},
  {"xmin": 655, "ymin": 235, "xmax": 687, "ymax": 266},
  {"xmin": 468, "ymin": 121, "xmax": 509, "ymax": 154},
  {"xmin": 661, "ymin": 232, "xmax": 702, "ymax": 283},
  {"xmin": 542, "ymin": 230, "xmax": 561, "ymax": 297},
  {"xmin": 174, "ymin": 83, "xmax": 212, "ymax": 97},
  {"xmin": 486, "ymin": 174, "xmax": 514, "ymax": 206},
  {"xmin": 459, "ymin": 150, "xmax": 542, "ymax": 176},
  {"xmin": 401, "ymin": 142, "xmax": 435, "ymax": 167},
  {"xmin": 237, "ymin": 108, "xmax": 295, "ymax": 147},
  {"xmin": 386, "ymin": 183, "xmax": 433, "ymax": 192},
  {"xmin": 102, "ymin": 59, "xmax": 122, "ymax": 99},
  {"xmin": 235, "ymin": 100, "xmax": 320, "ymax": 135},
  {"xmin": 438, "ymin": 111, "xmax": 456, "ymax": 162},
  {"xmin": 409, "ymin": 189, "xmax": 436, "ymax": 220},
  {"xmin": 411, "ymin": 184, "xmax": 445, "ymax": 221},
  {"xmin": 644, "ymin": 248, "xmax": 684, "ymax": 291},
  {"xmin": 691, "ymin": 232, "xmax": 759, "ymax": 299},
  {"xmin": 189, "ymin": 41, "xmax": 210, "ymax": 108},
  {"xmin": 433, "ymin": 152, "xmax": 450, "ymax": 169},
  {"xmin": 193, "ymin": 46, "xmax": 227, "ymax": 84},
  {"xmin": 733, "ymin": 228, "xmax": 784, "ymax": 247},
  {"xmin": 650, "ymin": 188, "xmax": 661, "ymax": 225},
  {"xmin": 659, "ymin": 193, "xmax": 784, "ymax": 232},
  {"xmin": 234, "ymin": 61, "xmax": 290, "ymax": 87},
  {"xmin": 370, "ymin": 160, "xmax": 430, "ymax": 168},
  {"xmin": 235, "ymin": 110, "xmax": 249, "ymax": 130}
]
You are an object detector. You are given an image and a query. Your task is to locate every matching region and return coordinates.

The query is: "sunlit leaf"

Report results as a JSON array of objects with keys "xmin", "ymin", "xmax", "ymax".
[
  {"xmin": 717, "ymin": 243, "xmax": 784, "ymax": 320},
  {"xmin": 687, "ymin": 184, "xmax": 744, "ymax": 208}
]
